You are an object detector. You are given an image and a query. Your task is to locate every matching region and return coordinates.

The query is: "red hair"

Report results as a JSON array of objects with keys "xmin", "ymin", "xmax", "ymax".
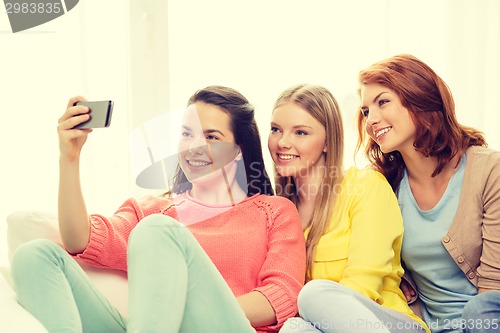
[{"xmin": 356, "ymin": 54, "xmax": 486, "ymax": 190}]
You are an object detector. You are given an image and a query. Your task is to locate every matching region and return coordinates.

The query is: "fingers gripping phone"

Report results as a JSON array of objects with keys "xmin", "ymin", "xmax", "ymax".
[{"xmin": 73, "ymin": 100, "xmax": 114, "ymax": 129}]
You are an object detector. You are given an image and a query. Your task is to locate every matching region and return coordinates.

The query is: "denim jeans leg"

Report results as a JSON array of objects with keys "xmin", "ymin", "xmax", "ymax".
[
  {"xmin": 127, "ymin": 214, "xmax": 256, "ymax": 333},
  {"xmin": 11, "ymin": 239, "xmax": 126, "ymax": 333},
  {"xmin": 462, "ymin": 290, "xmax": 500, "ymax": 333}
]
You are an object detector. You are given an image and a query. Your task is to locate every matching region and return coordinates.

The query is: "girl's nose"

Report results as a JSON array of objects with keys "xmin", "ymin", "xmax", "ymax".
[
  {"xmin": 188, "ymin": 136, "xmax": 206, "ymax": 155},
  {"xmin": 366, "ymin": 109, "xmax": 381, "ymax": 127},
  {"xmin": 278, "ymin": 135, "xmax": 292, "ymax": 149}
]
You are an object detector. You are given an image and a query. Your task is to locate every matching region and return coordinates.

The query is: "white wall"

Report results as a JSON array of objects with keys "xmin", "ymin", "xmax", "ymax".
[
  {"xmin": 0, "ymin": 0, "xmax": 131, "ymax": 260},
  {"xmin": 1, "ymin": 0, "xmax": 499, "ymax": 262},
  {"xmin": 165, "ymin": 0, "xmax": 500, "ymax": 172}
]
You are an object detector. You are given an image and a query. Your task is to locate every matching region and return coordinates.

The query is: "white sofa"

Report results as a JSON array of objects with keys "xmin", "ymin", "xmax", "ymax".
[{"xmin": 0, "ymin": 211, "xmax": 128, "ymax": 332}]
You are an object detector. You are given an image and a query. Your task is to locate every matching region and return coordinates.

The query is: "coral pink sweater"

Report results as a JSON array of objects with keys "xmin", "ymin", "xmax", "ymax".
[{"xmin": 75, "ymin": 193, "xmax": 306, "ymax": 332}]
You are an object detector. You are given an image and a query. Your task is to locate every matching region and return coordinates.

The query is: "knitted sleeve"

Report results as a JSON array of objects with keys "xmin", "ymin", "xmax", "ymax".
[
  {"xmin": 340, "ymin": 168, "xmax": 404, "ymax": 304},
  {"xmin": 252, "ymin": 196, "xmax": 306, "ymax": 331},
  {"xmin": 73, "ymin": 195, "xmax": 168, "ymax": 270},
  {"xmin": 478, "ymin": 150, "xmax": 500, "ymax": 289}
]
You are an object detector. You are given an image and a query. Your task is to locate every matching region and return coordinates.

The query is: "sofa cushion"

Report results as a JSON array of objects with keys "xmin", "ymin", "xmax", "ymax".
[
  {"xmin": 0, "ymin": 272, "xmax": 49, "ymax": 333},
  {"xmin": 7, "ymin": 211, "xmax": 61, "ymax": 264}
]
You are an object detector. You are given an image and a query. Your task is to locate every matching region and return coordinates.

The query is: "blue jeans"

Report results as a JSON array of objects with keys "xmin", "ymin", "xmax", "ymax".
[
  {"xmin": 11, "ymin": 214, "xmax": 256, "ymax": 333},
  {"xmin": 461, "ymin": 290, "xmax": 500, "ymax": 333},
  {"xmin": 280, "ymin": 279, "xmax": 427, "ymax": 333}
]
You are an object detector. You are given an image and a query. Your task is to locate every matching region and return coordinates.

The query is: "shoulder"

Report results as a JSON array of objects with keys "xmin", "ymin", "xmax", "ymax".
[
  {"xmin": 340, "ymin": 167, "xmax": 398, "ymax": 212},
  {"xmin": 248, "ymin": 194, "xmax": 300, "ymax": 226},
  {"xmin": 346, "ymin": 165, "xmax": 384, "ymax": 179},
  {"xmin": 249, "ymin": 194, "xmax": 297, "ymax": 211},
  {"xmin": 466, "ymin": 146, "xmax": 500, "ymax": 163},
  {"xmin": 135, "ymin": 194, "xmax": 175, "ymax": 213},
  {"xmin": 343, "ymin": 166, "xmax": 392, "ymax": 191},
  {"xmin": 465, "ymin": 146, "xmax": 500, "ymax": 180}
]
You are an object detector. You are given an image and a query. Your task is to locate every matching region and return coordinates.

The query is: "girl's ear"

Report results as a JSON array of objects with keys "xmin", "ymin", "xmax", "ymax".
[
  {"xmin": 235, "ymin": 148, "xmax": 243, "ymax": 161},
  {"xmin": 323, "ymin": 142, "xmax": 327, "ymax": 153}
]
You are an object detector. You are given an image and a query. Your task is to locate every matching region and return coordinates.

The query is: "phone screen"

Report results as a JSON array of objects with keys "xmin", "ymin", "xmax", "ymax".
[{"xmin": 73, "ymin": 100, "xmax": 114, "ymax": 129}]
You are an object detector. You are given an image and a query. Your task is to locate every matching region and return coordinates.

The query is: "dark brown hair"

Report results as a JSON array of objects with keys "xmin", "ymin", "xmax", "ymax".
[{"xmin": 169, "ymin": 85, "xmax": 274, "ymax": 196}]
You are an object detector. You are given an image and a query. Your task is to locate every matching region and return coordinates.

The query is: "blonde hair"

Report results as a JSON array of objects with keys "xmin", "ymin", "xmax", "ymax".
[{"xmin": 272, "ymin": 84, "xmax": 344, "ymax": 281}]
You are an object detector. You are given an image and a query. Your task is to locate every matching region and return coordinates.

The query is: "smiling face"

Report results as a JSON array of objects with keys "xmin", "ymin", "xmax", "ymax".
[
  {"xmin": 178, "ymin": 101, "xmax": 240, "ymax": 183},
  {"xmin": 268, "ymin": 102, "xmax": 327, "ymax": 178},
  {"xmin": 360, "ymin": 83, "xmax": 417, "ymax": 155}
]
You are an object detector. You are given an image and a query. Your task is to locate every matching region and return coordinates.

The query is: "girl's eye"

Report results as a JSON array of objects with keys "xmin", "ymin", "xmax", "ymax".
[
  {"xmin": 181, "ymin": 131, "xmax": 192, "ymax": 138},
  {"xmin": 206, "ymin": 135, "xmax": 220, "ymax": 141},
  {"xmin": 270, "ymin": 126, "xmax": 280, "ymax": 133},
  {"xmin": 296, "ymin": 130, "xmax": 308, "ymax": 136},
  {"xmin": 361, "ymin": 108, "xmax": 369, "ymax": 118},
  {"xmin": 379, "ymin": 99, "xmax": 389, "ymax": 107}
]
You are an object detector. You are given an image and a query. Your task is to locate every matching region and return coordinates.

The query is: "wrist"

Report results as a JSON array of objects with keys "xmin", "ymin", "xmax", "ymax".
[{"xmin": 59, "ymin": 153, "xmax": 81, "ymax": 165}]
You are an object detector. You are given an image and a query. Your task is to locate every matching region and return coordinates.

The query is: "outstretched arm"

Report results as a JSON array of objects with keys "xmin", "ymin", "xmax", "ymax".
[{"xmin": 57, "ymin": 96, "xmax": 93, "ymax": 254}]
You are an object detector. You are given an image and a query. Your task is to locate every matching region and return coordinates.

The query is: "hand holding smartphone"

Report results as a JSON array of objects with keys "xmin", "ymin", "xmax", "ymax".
[{"xmin": 73, "ymin": 100, "xmax": 114, "ymax": 129}]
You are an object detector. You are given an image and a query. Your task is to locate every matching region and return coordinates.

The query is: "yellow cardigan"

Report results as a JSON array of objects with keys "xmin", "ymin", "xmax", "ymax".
[{"xmin": 307, "ymin": 167, "xmax": 428, "ymax": 331}]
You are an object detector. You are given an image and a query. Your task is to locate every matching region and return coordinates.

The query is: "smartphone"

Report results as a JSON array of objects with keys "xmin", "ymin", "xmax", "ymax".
[{"xmin": 73, "ymin": 100, "xmax": 114, "ymax": 129}]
